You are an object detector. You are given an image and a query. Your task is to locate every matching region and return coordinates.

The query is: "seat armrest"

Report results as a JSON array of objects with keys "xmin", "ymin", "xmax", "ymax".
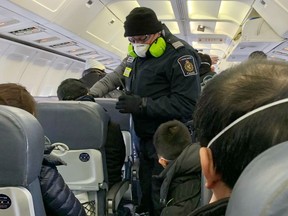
[
  {"xmin": 106, "ymin": 180, "xmax": 129, "ymax": 215},
  {"xmin": 132, "ymin": 159, "xmax": 139, "ymax": 180}
]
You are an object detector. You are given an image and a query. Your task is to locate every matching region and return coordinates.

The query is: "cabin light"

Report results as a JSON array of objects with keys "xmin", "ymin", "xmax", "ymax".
[
  {"xmin": 197, "ymin": 25, "xmax": 205, "ymax": 32},
  {"xmin": 0, "ymin": 19, "xmax": 19, "ymax": 28},
  {"xmin": 9, "ymin": 26, "xmax": 45, "ymax": 36},
  {"xmin": 86, "ymin": 0, "xmax": 93, "ymax": 8},
  {"xmin": 34, "ymin": 36, "xmax": 59, "ymax": 44}
]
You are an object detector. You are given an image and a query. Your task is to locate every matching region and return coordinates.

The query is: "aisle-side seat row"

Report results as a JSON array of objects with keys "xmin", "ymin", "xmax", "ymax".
[
  {"xmin": 0, "ymin": 100, "xmax": 134, "ymax": 216},
  {"xmin": 36, "ymin": 101, "xmax": 132, "ymax": 216},
  {"xmin": 1, "ymin": 103, "xmax": 288, "ymax": 216}
]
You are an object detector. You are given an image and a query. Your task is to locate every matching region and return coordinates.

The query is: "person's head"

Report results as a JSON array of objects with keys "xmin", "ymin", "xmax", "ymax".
[
  {"xmin": 124, "ymin": 7, "xmax": 165, "ymax": 58},
  {"xmin": 198, "ymin": 53, "xmax": 212, "ymax": 75},
  {"xmin": 0, "ymin": 83, "xmax": 36, "ymax": 115},
  {"xmin": 194, "ymin": 60, "xmax": 288, "ymax": 200},
  {"xmin": 57, "ymin": 78, "xmax": 90, "ymax": 101},
  {"xmin": 248, "ymin": 51, "xmax": 267, "ymax": 60},
  {"xmin": 154, "ymin": 120, "xmax": 192, "ymax": 168},
  {"xmin": 82, "ymin": 59, "xmax": 106, "ymax": 77}
]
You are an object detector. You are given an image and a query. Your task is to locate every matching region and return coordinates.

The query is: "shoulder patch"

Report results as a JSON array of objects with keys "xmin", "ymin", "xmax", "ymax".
[
  {"xmin": 127, "ymin": 56, "xmax": 135, "ymax": 63},
  {"xmin": 177, "ymin": 55, "xmax": 197, "ymax": 76},
  {"xmin": 172, "ymin": 41, "xmax": 184, "ymax": 49}
]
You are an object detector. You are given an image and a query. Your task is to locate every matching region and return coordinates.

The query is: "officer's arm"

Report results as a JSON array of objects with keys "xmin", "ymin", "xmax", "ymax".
[{"xmin": 90, "ymin": 57, "xmax": 127, "ymax": 97}]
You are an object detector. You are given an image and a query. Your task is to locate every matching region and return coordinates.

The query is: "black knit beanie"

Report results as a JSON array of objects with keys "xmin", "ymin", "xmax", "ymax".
[{"xmin": 124, "ymin": 7, "xmax": 163, "ymax": 37}]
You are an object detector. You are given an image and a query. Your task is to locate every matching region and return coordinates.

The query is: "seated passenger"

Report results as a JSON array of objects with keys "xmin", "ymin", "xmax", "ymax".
[
  {"xmin": 57, "ymin": 78, "xmax": 126, "ymax": 188},
  {"xmin": 188, "ymin": 60, "xmax": 288, "ymax": 215},
  {"xmin": 248, "ymin": 50, "xmax": 267, "ymax": 60},
  {"xmin": 198, "ymin": 53, "xmax": 216, "ymax": 86},
  {"xmin": 153, "ymin": 120, "xmax": 201, "ymax": 216},
  {"xmin": 80, "ymin": 58, "xmax": 106, "ymax": 88},
  {"xmin": 0, "ymin": 83, "xmax": 86, "ymax": 216},
  {"xmin": 80, "ymin": 58, "xmax": 124, "ymax": 98}
]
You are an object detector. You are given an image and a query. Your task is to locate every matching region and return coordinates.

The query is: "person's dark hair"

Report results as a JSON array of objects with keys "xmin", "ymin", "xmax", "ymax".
[
  {"xmin": 248, "ymin": 51, "xmax": 267, "ymax": 60},
  {"xmin": 0, "ymin": 83, "xmax": 36, "ymax": 114},
  {"xmin": 194, "ymin": 60, "xmax": 288, "ymax": 189},
  {"xmin": 198, "ymin": 53, "xmax": 212, "ymax": 76},
  {"xmin": 153, "ymin": 120, "xmax": 192, "ymax": 160},
  {"xmin": 80, "ymin": 68, "xmax": 106, "ymax": 89},
  {"xmin": 57, "ymin": 78, "xmax": 88, "ymax": 100}
]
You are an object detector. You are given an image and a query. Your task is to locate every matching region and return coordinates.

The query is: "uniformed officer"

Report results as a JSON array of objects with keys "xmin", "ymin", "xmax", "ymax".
[
  {"xmin": 114, "ymin": 7, "xmax": 201, "ymax": 216},
  {"xmin": 90, "ymin": 7, "xmax": 201, "ymax": 216}
]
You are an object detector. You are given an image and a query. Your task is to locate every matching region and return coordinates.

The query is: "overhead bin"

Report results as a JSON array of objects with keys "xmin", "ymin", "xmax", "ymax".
[
  {"xmin": 226, "ymin": 17, "xmax": 284, "ymax": 62},
  {"xmin": 253, "ymin": 0, "xmax": 288, "ymax": 38}
]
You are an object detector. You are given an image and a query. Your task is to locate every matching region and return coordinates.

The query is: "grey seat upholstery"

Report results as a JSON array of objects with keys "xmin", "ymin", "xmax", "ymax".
[
  {"xmin": 36, "ymin": 101, "xmax": 129, "ymax": 216},
  {"xmin": 226, "ymin": 141, "xmax": 288, "ymax": 216},
  {"xmin": 0, "ymin": 105, "xmax": 46, "ymax": 216},
  {"xmin": 94, "ymin": 98, "xmax": 131, "ymax": 131},
  {"xmin": 94, "ymin": 98, "xmax": 134, "ymax": 203},
  {"xmin": 94, "ymin": 98, "xmax": 133, "ymax": 180}
]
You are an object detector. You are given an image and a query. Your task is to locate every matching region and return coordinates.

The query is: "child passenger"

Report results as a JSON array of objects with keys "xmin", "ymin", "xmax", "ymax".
[
  {"xmin": 153, "ymin": 120, "xmax": 201, "ymax": 216},
  {"xmin": 0, "ymin": 83, "xmax": 86, "ymax": 216}
]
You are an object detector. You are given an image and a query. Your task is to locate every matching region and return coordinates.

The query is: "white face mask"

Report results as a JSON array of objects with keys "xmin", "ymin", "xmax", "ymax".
[{"xmin": 133, "ymin": 43, "xmax": 150, "ymax": 58}]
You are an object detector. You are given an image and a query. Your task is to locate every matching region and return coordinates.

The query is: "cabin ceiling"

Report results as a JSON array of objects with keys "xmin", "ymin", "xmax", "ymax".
[{"xmin": 0, "ymin": 0, "xmax": 288, "ymax": 70}]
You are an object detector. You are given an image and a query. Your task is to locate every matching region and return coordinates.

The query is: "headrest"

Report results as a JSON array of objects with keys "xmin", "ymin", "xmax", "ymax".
[
  {"xmin": 226, "ymin": 141, "xmax": 288, "ymax": 216},
  {"xmin": 36, "ymin": 101, "xmax": 109, "ymax": 150},
  {"xmin": 0, "ymin": 105, "xmax": 44, "ymax": 186},
  {"xmin": 94, "ymin": 98, "xmax": 131, "ymax": 131}
]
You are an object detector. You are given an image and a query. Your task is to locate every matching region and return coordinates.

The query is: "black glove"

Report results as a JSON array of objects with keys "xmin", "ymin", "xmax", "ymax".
[{"xmin": 116, "ymin": 95, "xmax": 146, "ymax": 114}]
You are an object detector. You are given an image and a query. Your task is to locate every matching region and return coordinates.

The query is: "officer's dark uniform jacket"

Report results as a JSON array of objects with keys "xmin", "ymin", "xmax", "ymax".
[
  {"xmin": 187, "ymin": 198, "xmax": 229, "ymax": 216},
  {"xmin": 155, "ymin": 143, "xmax": 201, "ymax": 216},
  {"xmin": 40, "ymin": 146, "xmax": 86, "ymax": 216},
  {"xmin": 125, "ymin": 24, "xmax": 201, "ymax": 138}
]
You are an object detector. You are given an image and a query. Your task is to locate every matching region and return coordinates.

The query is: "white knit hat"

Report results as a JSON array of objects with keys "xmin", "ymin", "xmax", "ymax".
[{"xmin": 84, "ymin": 59, "xmax": 106, "ymax": 71}]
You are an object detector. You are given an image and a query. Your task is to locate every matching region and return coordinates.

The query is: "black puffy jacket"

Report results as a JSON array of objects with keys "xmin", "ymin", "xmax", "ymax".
[
  {"xmin": 39, "ymin": 146, "xmax": 86, "ymax": 216},
  {"xmin": 157, "ymin": 144, "xmax": 201, "ymax": 216}
]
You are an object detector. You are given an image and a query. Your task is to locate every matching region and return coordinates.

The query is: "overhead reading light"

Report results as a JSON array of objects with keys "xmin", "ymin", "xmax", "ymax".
[
  {"xmin": 0, "ymin": 19, "xmax": 19, "ymax": 28},
  {"xmin": 76, "ymin": 51, "xmax": 98, "ymax": 57},
  {"xmin": 9, "ymin": 26, "xmax": 45, "ymax": 36},
  {"xmin": 197, "ymin": 25, "xmax": 205, "ymax": 32},
  {"xmin": 49, "ymin": 41, "xmax": 77, "ymax": 49},
  {"xmin": 34, "ymin": 36, "xmax": 59, "ymax": 43}
]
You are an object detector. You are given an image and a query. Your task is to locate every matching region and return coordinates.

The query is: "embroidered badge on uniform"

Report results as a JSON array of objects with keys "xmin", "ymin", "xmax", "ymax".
[
  {"xmin": 127, "ymin": 56, "xmax": 135, "ymax": 63},
  {"xmin": 177, "ymin": 55, "xmax": 197, "ymax": 76}
]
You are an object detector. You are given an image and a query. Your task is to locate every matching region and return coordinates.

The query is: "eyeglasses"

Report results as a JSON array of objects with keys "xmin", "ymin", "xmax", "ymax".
[{"xmin": 128, "ymin": 35, "xmax": 151, "ymax": 44}]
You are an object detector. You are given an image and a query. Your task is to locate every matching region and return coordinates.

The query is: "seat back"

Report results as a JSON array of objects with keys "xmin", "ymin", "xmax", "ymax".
[
  {"xmin": 36, "ymin": 101, "xmax": 109, "ymax": 216},
  {"xmin": 226, "ymin": 141, "xmax": 288, "ymax": 216},
  {"xmin": 94, "ymin": 98, "xmax": 133, "ymax": 180},
  {"xmin": 0, "ymin": 105, "xmax": 45, "ymax": 216}
]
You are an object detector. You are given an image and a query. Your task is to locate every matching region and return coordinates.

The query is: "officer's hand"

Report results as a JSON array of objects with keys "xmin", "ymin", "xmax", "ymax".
[{"xmin": 116, "ymin": 95, "xmax": 144, "ymax": 114}]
